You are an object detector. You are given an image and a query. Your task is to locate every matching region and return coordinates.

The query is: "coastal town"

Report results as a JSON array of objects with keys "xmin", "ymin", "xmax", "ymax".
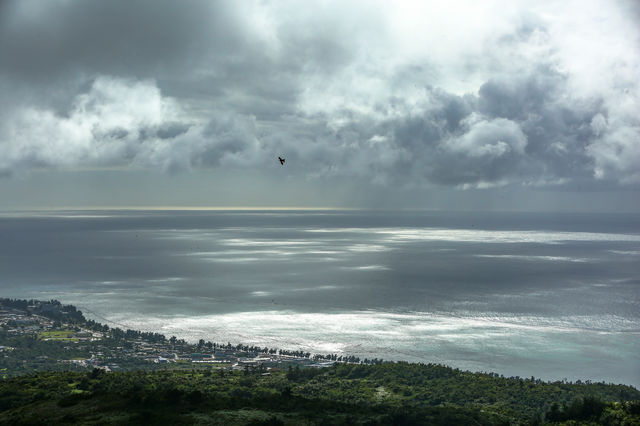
[
  {"xmin": 0, "ymin": 298, "xmax": 371, "ymax": 378},
  {"xmin": 2, "ymin": 298, "xmax": 640, "ymax": 426}
]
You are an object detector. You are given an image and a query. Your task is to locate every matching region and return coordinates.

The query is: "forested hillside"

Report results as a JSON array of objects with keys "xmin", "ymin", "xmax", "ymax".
[{"xmin": 1, "ymin": 363, "xmax": 638, "ymax": 425}]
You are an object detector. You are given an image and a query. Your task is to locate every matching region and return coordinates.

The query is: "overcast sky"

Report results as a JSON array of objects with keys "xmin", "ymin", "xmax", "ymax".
[{"xmin": 0, "ymin": 0, "xmax": 638, "ymax": 211}]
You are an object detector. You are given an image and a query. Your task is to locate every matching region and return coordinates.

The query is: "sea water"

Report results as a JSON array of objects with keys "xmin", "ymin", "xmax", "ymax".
[{"xmin": 1, "ymin": 210, "xmax": 638, "ymax": 386}]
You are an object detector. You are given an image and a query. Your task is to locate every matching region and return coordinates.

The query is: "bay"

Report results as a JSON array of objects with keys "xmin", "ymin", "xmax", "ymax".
[{"xmin": 1, "ymin": 209, "xmax": 638, "ymax": 385}]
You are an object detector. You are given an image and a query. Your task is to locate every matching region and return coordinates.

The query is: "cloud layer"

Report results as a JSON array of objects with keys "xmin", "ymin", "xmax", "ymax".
[{"xmin": 0, "ymin": 0, "xmax": 638, "ymax": 188}]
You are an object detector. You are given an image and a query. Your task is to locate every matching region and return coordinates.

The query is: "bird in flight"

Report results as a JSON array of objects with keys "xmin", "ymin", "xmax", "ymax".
[{"xmin": 278, "ymin": 156, "xmax": 285, "ymax": 165}]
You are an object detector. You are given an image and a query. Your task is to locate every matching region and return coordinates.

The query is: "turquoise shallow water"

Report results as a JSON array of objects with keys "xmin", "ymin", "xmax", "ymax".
[{"xmin": 1, "ymin": 210, "xmax": 639, "ymax": 386}]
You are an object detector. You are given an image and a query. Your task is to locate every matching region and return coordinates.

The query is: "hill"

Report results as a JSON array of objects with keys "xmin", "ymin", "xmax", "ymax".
[{"xmin": 0, "ymin": 363, "xmax": 639, "ymax": 425}]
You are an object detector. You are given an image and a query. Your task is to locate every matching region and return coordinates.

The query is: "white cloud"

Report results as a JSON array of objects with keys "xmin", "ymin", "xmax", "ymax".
[
  {"xmin": 0, "ymin": 76, "xmax": 266, "ymax": 175},
  {"xmin": 0, "ymin": 77, "xmax": 179, "ymax": 172},
  {"xmin": 446, "ymin": 118, "xmax": 527, "ymax": 158}
]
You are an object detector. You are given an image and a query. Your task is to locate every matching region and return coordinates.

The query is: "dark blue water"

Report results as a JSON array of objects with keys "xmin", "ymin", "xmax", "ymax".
[{"xmin": 1, "ymin": 210, "xmax": 639, "ymax": 385}]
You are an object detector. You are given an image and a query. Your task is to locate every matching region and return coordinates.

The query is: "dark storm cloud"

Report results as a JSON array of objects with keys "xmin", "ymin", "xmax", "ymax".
[
  {"xmin": 476, "ymin": 69, "xmax": 599, "ymax": 182},
  {"xmin": 0, "ymin": 0, "xmax": 236, "ymax": 81},
  {"xmin": 0, "ymin": 0, "xmax": 638, "ymax": 189},
  {"xmin": 313, "ymin": 86, "xmax": 528, "ymax": 187},
  {"xmin": 0, "ymin": 0, "xmax": 326, "ymax": 116}
]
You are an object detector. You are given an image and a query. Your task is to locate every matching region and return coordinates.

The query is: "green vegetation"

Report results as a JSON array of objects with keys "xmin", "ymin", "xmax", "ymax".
[
  {"xmin": 0, "ymin": 364, "xmax": 638, "ymax": 425},
  {"xmin": 38, "ymin": 330, "xmax": 81, "ymax": 341},
  {"xmin": 1, "ymin": 298, "xmax": 639, "ymax": 424}
]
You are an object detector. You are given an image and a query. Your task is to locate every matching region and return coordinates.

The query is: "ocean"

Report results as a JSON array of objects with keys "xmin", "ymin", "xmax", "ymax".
[{"xmin": 1, "ymin": 209, "xmax": 638, "ymax": 386}]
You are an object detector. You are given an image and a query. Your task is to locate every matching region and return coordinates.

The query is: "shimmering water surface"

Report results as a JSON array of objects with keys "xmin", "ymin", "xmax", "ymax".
[{"xmin": 1, "ymin": 210, "xmax": 638, "ymax": 385}]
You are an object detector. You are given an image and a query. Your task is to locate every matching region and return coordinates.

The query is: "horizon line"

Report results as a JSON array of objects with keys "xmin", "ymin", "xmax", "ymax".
[
  {"xmin": 0, "ymin": 206, "xmax": 360, "ymax": 212},
  {"xmin": 0, "ymin": 206, "xmax": 635, "ymax": 215}
]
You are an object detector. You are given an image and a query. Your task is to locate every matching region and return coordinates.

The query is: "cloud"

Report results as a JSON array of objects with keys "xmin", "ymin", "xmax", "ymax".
[
  {"xmin": 0, "ymin": 0, "xmax": 638, "ymax": 189},
  {"xmin": 1, "ymin": 77, "xmax": 174, "ymax": 173},
  {"xmin": 0, "ymin": 0, "xmax": 240, "ymax": 82},
  {"xmin": 588, "ymin": 118, "xmax": 640, "ymax": 184},
  {"xmin": 0, "ymin": 77, "xmax": 262, "ymax": 175}
]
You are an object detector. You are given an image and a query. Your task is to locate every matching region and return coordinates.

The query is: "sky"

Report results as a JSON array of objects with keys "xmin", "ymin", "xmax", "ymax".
[{"xmin": 0, "ymin": 0, "xmax": 639, "ymax": 211}]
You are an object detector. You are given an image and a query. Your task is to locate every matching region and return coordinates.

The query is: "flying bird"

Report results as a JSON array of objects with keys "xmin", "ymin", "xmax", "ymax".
[{"xmin": 278, "ymin": 156, "xmax": 285, "ymax": 165}]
